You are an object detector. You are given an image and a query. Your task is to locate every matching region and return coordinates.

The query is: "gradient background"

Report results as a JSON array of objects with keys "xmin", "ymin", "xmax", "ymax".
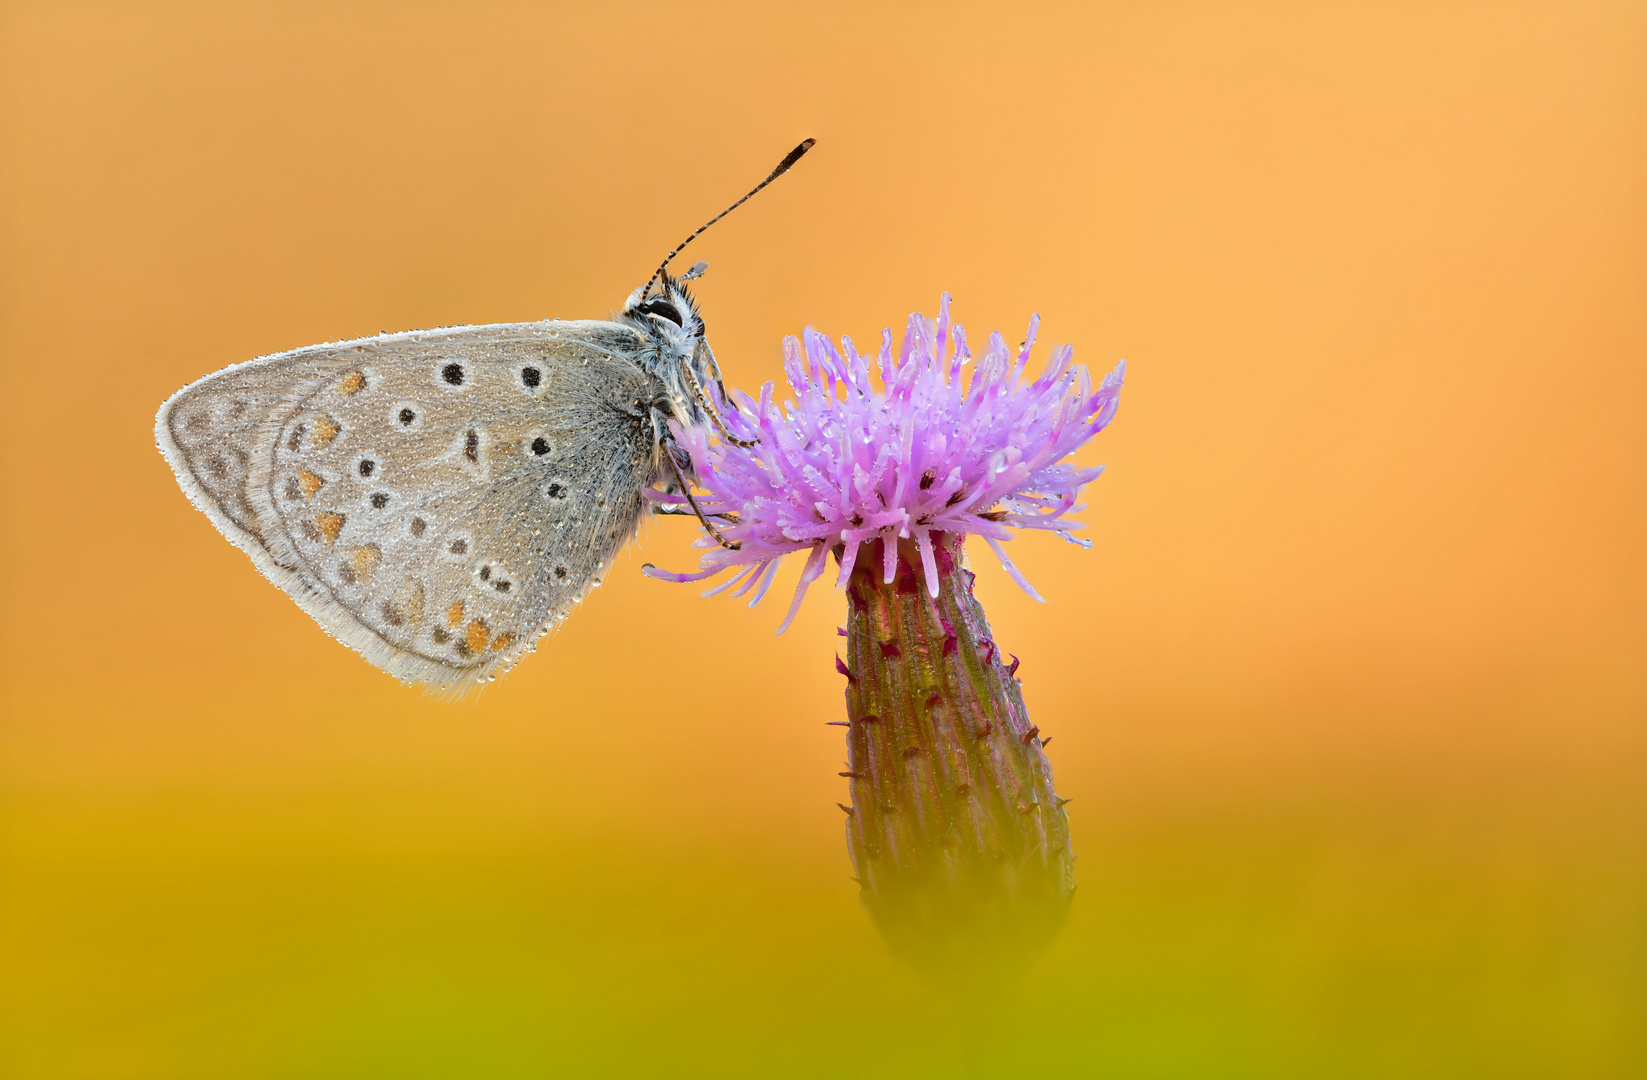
[{"xmin": 2, "ymin": 2, "xmax": 1644, "ymax": 1076}]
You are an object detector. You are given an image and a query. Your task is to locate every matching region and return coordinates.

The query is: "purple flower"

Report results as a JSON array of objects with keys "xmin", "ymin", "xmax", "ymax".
[{"xmin": 643, "ymin": 294, "xmax": 1125, "ymax": 631}]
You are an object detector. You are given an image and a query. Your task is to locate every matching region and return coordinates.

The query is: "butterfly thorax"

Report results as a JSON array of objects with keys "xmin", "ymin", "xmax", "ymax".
[{"xmin": 616, "ymin": 275, "xmax": 715, "ymax": 439}]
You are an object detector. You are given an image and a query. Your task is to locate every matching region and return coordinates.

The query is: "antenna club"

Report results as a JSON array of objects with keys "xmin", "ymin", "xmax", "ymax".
[
  {"xmin": 778, "ymin": 139, "xmax": 816, "ymax": 172},
  {"xmin": 644, "ymin": 139, "xmax": 817, "ymax": 296}
]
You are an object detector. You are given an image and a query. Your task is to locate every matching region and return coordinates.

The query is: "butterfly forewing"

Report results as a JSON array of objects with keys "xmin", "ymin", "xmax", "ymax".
[{"xmin": 157, "ymin": 321, "xmax": 661, "ymax": 689}]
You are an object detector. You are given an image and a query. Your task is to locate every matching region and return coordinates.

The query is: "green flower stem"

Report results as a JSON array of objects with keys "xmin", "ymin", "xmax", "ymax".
[{"xmin": 839, "ymin": 532, "xmax": 1073, "ymax": 974}]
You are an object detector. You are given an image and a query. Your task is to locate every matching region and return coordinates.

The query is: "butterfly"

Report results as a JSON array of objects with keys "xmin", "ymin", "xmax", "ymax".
[{"xmin": 154, "ymin": 140, "xmax": 813, "ymax": 691}]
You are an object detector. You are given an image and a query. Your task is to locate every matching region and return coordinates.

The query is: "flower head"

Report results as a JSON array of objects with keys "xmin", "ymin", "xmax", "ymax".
[{"xmin": 644, "ymin": 294, "xmax": 1125, "ymax": 631}]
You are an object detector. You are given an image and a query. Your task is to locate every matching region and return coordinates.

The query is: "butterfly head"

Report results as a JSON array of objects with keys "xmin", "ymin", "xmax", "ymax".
[
  {"xmin": 617, "ymin": 270, "xmax": 722, "ymax": 437},
  {"xmin": 620, "ymin": 272, "xmax": 705, "ymax": 346}
]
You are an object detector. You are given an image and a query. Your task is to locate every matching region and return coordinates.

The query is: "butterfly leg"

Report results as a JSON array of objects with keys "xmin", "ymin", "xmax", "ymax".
[
  {"xmin": 661, "ymin": 437, "xmax": 741, "ymax": 550},
  {"xmin": 691, "ymin": 340, "xmax": 758, "ymax": 449},
  {"xmin": 699, "ymin": 338, "xmax": 733, "ymax": 404},
  {"xmin": 651, "ymin": 503, "xmax": 739, "ymax": 522},
  {"xmin": 686, "ymin": 367, "xmax": 758, "ymax": 450}
]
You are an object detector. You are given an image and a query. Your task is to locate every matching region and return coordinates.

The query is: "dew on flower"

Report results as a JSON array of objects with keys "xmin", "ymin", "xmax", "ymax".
[{"xmin": 644, "ymin": 294, "xmax": 1124, "ymax": 630}]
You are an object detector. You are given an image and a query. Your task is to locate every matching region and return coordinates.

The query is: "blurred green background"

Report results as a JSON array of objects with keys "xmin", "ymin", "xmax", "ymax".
[{"xmin": 2, "ymin": 1, "xmax": 1643, "ymax": 1076}]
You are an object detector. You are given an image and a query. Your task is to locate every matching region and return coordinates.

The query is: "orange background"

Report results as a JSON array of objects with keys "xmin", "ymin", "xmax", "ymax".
[{"xmin": 2, "ymin": 2, "xmax": 1644, "ymax": 1075}]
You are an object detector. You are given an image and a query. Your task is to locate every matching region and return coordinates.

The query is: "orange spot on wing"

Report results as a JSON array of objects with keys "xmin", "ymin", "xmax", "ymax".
[
  {"xmin": 349, "ymin": 544, "xmax": 380, "ymax": 578},
  {"xmin": 447, "ymin": 602, "xmax": 464, "ymax": 627},
  {"xmin": 399, "ymin": 581, "xmax": 425, "ymax": 626},
  {"xmin": 311, "ymin": 415, "xmax": 341, "ymax": 447},
  {"xmin": 298, "ymin": 469, "xmax": 325, "ymax": 497},
  {"xmin": 465, "ymin": 619, "xmax": 490, "ymax": 654},
  {"xmin": 315, "ymin": 512, "xmax": 345, "ymax": 544},
  {"xmin": 338, "ymin": 371, "xmax": 366, "ymax": 396},
  {"xmin": 488, "ymin": 632, "xmax": 515, "ymax": 652}
]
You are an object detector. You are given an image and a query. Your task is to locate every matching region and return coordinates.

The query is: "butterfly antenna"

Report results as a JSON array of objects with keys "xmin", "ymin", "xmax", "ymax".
[{"xmin": 644, "ymin": 139, "xmax": 815, "ymax": 297}]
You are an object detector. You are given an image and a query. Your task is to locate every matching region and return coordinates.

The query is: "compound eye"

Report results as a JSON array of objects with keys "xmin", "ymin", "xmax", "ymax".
[{"xmin": 637, "ymin": 299, "xmax": 684, "ymax": 327}]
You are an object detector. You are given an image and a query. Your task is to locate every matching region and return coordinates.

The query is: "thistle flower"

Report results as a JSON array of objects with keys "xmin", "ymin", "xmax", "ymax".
[{"xmin": 646, "ymin": 295, "xmax": 1125, "ymax": 974}]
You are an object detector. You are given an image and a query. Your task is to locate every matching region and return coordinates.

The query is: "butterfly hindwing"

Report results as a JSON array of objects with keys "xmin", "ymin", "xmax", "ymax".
[{"xmin": 156, "ymin": 321, "xmax": 662, "ymax": 689}]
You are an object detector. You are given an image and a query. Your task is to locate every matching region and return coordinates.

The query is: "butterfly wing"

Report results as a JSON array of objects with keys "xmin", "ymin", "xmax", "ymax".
[{"xmin": 156, "ymin": 320, "xmax": 662, "ymax": 690}]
